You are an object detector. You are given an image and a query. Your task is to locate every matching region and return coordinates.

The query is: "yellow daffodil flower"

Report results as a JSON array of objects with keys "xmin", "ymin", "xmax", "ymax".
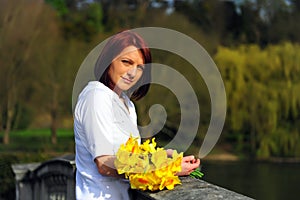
[{"xmin": 115, "ymin": 135, "xmax": 182, "ymax": 191}]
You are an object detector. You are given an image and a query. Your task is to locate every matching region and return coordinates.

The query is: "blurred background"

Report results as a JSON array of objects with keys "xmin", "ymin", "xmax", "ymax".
[{"xmin": 1, "ymin": 0, "xmax": 300, "ymax": 199}]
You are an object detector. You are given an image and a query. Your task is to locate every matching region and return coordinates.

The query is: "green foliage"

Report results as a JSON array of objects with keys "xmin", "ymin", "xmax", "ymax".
[
  {"xmin": 11, "ymin": 103, "xmax": 33, "ymax": 130},
  {"xmin": 214, "ymin": 42, "xmax": 300, "ymax": 158},
  {"xmin": 175, "ymin": 0, "xmax": 300, "ymax": 45},
  {"xmin": 45, "ymin": 0, "xmax": 69, "ymax": 16},
  {"xmin": 0, "ymin": 155, "xmax": 17, "ymax": 199},
  {"xmin": 45, "ymin": 1, "xmax": 103, "ymax": 41},
  {"xmin": 62, "ymin": 2, "xmax": 103, "ymax": 41},
  {"xmin": 189, "ymin": 168, "xmax": 204, "ymax": 179},
  {"xmin": 1, "ymin": 0, "xmax": 300, "ymax": 160}
]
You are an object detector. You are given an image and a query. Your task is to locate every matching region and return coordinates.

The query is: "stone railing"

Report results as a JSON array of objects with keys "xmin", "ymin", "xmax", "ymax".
[
  {"xmin": 131, "ymin": 176, "xmax": 253, "ymax": 200},
  {"xmin": 12, "ymin": 154, "xmax": 253, "ymax": 200}
]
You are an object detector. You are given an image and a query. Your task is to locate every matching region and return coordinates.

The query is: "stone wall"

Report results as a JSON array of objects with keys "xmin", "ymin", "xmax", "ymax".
[
  {"xmin": 12, "ymin": 155, "xmax": 253, "ymax": 200},
  {"xmin": 11, "ymin": 155, "xmax": 75, "ymax": 200}
]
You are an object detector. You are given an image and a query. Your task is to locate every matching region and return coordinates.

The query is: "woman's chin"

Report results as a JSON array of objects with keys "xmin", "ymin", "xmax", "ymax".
[{"xmin": 116, "ymin": 83, "xmax": 135, "ymax": 92}]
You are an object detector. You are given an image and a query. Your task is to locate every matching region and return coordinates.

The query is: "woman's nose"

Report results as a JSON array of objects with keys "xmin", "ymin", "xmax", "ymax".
[{"xmin": 127, "ymin": 66, "xmax": 137, "ymax": 79}]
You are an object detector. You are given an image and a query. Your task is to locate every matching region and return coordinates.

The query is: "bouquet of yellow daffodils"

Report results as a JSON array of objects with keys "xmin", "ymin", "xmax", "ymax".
[{"xmin": 114, "ymin": 135, "xmax": 183, "ymax": 191}]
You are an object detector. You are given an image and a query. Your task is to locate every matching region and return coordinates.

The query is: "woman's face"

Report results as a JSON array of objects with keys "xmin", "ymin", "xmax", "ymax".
[{"xmin": 108, "ymin": 45, "xmax": 145, "ymax": 95}]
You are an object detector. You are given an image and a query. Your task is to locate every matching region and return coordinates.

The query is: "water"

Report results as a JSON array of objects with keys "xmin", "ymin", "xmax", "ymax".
[{"xmin": 201, "ymin": 160, "xmax": 300, "ymax": 200}]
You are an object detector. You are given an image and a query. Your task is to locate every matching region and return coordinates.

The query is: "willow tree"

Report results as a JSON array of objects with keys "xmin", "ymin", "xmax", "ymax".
[{"xmin": 214, "ymin": 42, "xmax": 300, "ymax": 158}]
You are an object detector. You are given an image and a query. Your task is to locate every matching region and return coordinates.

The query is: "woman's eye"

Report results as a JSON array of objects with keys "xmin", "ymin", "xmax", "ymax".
[
  {"xmin": 121, "ymin": 60, "xmax": 130, "ymax": 65},
  {"xmin": 137, "ymin": 65, "xmax": 145, "ymax": 71}
]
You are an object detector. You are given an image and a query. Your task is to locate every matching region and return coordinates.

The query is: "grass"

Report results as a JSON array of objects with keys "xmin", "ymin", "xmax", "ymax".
[
  {"xmin": 0, "ymin": 127, "xmax": 74, "ymax": 153},
  {"xmin": 0, "ymin": 129, "xmax": 75, "ymax": 162}
]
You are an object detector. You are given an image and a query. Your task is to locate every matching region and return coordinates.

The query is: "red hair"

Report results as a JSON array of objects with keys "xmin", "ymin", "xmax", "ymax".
[{"xmin": 94, "ymin": 30, "xmax": 152, "ymax": 100}]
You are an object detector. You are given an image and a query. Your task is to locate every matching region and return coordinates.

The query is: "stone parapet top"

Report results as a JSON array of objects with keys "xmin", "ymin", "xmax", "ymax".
[{"xmin": 132, "ymin": 176, "xmax": 254, "ymax": 200}]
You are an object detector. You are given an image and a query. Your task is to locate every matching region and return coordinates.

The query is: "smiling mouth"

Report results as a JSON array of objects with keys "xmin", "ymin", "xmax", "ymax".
[{"xmin": 121, "ymin": 76, "xmax": 133, "ymax": 84}]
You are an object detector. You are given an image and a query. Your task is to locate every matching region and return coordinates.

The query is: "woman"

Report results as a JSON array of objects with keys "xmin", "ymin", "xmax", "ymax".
[{"xmin": 74, "ymin": 30, "xmax": 200, "ymax": 200}]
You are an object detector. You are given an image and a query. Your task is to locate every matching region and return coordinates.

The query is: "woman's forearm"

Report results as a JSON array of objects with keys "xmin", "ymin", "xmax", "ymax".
[{"xmin": 94, "ymin": 155, "xmax": 124, "ymax": 178}]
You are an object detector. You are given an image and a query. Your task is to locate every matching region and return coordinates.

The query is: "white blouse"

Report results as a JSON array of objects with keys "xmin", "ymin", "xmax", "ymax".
[{"xmin": 74, "ymin": 81, "xmax": 140, "ymax": 200}]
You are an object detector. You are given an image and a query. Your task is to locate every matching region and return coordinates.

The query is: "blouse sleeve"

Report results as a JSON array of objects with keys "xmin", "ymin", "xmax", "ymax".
[{"xmin": 75, "ymin": 88, "xmax": 116, "ymax": 159}]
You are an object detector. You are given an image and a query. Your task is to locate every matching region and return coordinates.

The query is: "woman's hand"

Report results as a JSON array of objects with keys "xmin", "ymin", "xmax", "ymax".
[
  {"xmin": 94, "ymin": 155, "xmax": 124, "ymax": 178},
  {"xmin": 166, "ymin": 149, "xmax": 174, "ymax": 157},
  {"xmin": 176, "ymin": 155, "xmax": 200, "ymax": 176}
]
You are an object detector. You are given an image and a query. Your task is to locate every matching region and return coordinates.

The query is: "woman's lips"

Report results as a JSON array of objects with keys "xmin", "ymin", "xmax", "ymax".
[{"xmin": 121, "ymin": 76, "xmax": 133, "ymax": 84}]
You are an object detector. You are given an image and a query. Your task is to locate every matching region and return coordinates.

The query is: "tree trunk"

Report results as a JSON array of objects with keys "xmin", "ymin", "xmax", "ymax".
[
  {"xmin": 3, "ymin": 127, "xmax": 10, "ymax": 145},
  {"xmin": 50, "ymin": 84, "xmax": 58, "ymax": 144},
  {"xmin": 0, "ymin": 107, "xmax": 3, "ymax": 133},
  {"xmin": 3, "ymin": 82, "xmax": 17, "ymax": 145},
  {"xmin": 3, "ymin": 101, "xmax": 14, "ymax": 145},
  {"xmin": 50, "ymin": 107, "xmax": 57, "ymax": 144},
  {"xmin": 250, "ymin": 128, "xmax": 256, "ymax": 158}
]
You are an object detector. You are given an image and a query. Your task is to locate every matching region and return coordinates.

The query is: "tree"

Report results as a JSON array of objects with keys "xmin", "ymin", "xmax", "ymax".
[
  {"xmin": 0, "ymin": 0, "xmax": 55, "ymax": 144},
  {"xmin": 46, "ymin": 0, "xmax": 104, "ymax": 41},
  {"xmin": 214, "ymin": 42, "xmax": 300, "ymax": 158},
  {"xmin": 31, "ymin": 34, "xmax": 86, "ymax": 144}
]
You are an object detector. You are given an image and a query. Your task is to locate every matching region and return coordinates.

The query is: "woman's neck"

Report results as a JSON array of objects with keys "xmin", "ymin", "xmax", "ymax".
[{"xmin": 109, "ymin": 83, "xmax": 123, "ymax": 97}]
